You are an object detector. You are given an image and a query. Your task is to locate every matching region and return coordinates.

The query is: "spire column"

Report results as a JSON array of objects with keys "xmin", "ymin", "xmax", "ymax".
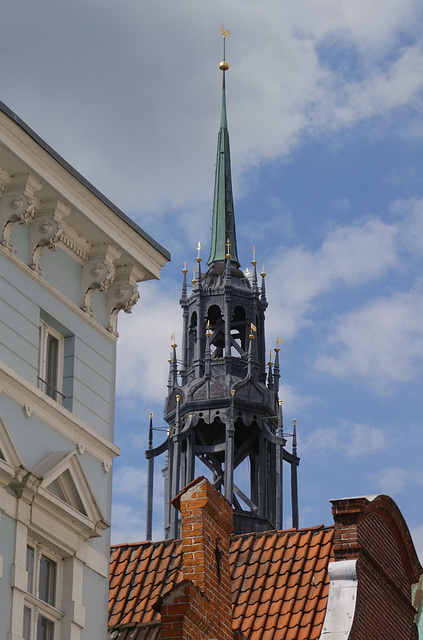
[
  {"xmin": 146, "ymin": 413, "xmax": 154, "ymax": 540},
  {"xmin": 224, "ymin": 390, "xmax": 235, "ymax": 504},
  {"xmin": 291, "ymin": 420, "xmax": 299, "ymax": 528},
  {"xmin": 180, "ymin": 263, "xmax": 189, "ymax": 384}
]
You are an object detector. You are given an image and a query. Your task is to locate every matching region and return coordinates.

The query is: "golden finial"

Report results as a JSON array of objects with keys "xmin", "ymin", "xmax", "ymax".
[
  {"xmin": 196, "ymin": 241, "xmax": 202, "ymax": 263},
  {"xmin": 275, "ymin": 336, "xmax": 283, "ymax": 353},
  {"xmin": 226, "ymin": 237, "xmax": 231, "ymax": 259},
  {"xmin": 150, "ymin": 412, "xmax": 153, "ymax": 418},
  {"xmin": 252, "ymin": 245, "xmax": 257, "ymax": 267},
  {"xmin": 261, "ymin": 264, "xmax": 266, "ymax": 278},
  {"xmin": 182, "ymin": 260, "xmax": 188, "ymax": 275},
  {"xmin": 220, "ymin": 25, "xmax": 230, "ymax": 71},
  {"xmin": 176, "ymin": 394, "xmax": 181, "ymax": 403},
  {"xmin": 206, "ymin": 320, "xmax": 211, "ymax": 338},
  {"xmin": 245, "ymin": 267, "xmax": 250, "ymax": 278},
  {"xmin": 171, "ymin": 332, "xmax": 177, "ymax": 349},
  {"xmin": 268, "ymin": 350, "xmax": 274, "ymax": 365},
  {"xmin": 192, "ymin": 266, "xmax": 196, "ymax": 285},
  {"xmin": 168, "ymin": 348, "xmax": 172, "ymax": 364},
  {"xmin": 250, "ymin": 323, "xmax": 257, "ymax": 340},
  {"xmin": 278, "ymin": 399, "xmax": 282, "ymax": 407},
  {"xmin": 293, "ymin": 419, "xmax": 296, "ymax": 427},
  {"xmin": 231, "ymin": 389, "xmax": 235, "ymax": 397}
]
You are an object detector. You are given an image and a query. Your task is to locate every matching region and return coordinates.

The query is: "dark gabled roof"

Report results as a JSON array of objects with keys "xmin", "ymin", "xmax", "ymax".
[
  {"xmin": 0, "ymin": 100, "xmax": 170, "ymax": 262},
  {"xmin": 109, "ymin": 525, "xmax": 334, "ymax": 640}
]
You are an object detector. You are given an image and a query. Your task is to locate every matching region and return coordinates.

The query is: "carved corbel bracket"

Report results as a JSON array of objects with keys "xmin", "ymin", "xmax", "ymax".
[
  {"xmin": 81, "ymin": 243, "xmax": 121, "ymax": 316},
  {"xmin": 0, "ymin": 167, "xmax": 10, "ymax": 194},
  {"xmin": 29, "ymin": 199, "xmax": 71, "ymax": 274},
  {"xmin": 0, "ymin": 173, "xmax": 42, "ymax": 251},
  {"xmin": 10, "ymin": 466, "xmax": 41, "ymax": 499},
  {"xmin": 106, "ymin": 264, "xmax": 141, "ymax": 333}
]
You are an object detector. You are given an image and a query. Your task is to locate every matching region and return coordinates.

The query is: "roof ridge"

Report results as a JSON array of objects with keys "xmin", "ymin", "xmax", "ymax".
[
  {"xmin": 111, "ymin": 538, "xmax": 181, "ymax": 551},
  {"xmin": 230, "ymin": 523, "xmax": 333, "ymax": 542}
]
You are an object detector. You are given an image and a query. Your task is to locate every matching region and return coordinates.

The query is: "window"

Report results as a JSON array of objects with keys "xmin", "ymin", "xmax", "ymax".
[
  {"xmin": 38, "ymin": 321, "xmax": 64, "ymax": 403},
  {"xmin": 24, "ymin": 543, "xmax": 61, "ymax": 640}
]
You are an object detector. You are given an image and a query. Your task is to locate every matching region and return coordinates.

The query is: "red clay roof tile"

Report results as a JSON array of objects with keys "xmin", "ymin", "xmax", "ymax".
[{"xmin": 109, "ymin": 525, "xmax": 334, "ymax": 639}]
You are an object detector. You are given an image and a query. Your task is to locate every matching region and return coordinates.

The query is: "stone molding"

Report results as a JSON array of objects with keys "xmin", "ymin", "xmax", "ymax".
[{"xmin": 0, "ymin": 359, "xmax": 119, "ymax": 467}]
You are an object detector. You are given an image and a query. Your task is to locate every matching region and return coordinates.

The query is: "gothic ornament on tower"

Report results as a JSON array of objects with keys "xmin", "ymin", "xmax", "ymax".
[{"xmin": 145, "ymin": 32, "xmax": 299, "ymax": 540}]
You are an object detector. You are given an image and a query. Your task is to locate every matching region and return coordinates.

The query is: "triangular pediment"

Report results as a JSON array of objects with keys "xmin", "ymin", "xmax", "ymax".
[
  {"xmin": 32, "ymin": 450, "xmax": 107, "ymax": 535},
  {"xmin": 47, "ymin": 469, "xmax": 88, "ymax": 516},
  {"xmin": 0, "ymin": 414, "xmax": 22, "ymax": 485}
]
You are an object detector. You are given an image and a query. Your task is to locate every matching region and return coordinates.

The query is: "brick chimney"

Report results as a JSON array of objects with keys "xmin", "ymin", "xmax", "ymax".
[{"xmin": 160, "ymin": 477, "xmax": 234, "ymax": 640}]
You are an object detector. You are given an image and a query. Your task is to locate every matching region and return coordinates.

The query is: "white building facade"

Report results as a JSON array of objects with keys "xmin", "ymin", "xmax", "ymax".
[{"xmin": 0, "ymin": 101, "xmax": 169, "ymax": 640}]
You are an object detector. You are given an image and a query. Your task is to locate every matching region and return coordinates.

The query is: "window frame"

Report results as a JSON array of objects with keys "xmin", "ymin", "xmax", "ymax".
[
  {"xmin": 38, "ymin": 320, "xmax": 65, "ymax": 403},
  {"xmin": 24, "ymin": 541, "xmax": 62, "ymax": 640}
]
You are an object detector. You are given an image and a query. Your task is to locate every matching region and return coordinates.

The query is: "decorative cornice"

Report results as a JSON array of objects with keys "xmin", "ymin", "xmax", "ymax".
[
  {"xmin": 0, "ymin": 245, "xmax": 117, "ymax": 342},
  {"xmin": 61, "ymin": 223, "xmax": 90, "ymax": 262},
  {"xmin": 81, "ymin": 243, "xmax": 121, "ymax": 316},
  {"xmin": 106, "ymin": 264, "xmax": 141, "ymax": 333},
  {"xmin": 29, "ymin": 198, "xmax": 70, "ymax": 274},
  {"xmin": 0, "ymin": 173, "xmax": 42, "ymax": 251}
]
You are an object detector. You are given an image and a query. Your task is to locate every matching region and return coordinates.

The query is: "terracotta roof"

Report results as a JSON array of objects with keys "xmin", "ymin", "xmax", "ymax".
[
  {"xmin": 231, "ymin": 526, "xmax": 334, "ymax": 640},
  {"xmin": 109, "ymin": 525, "xmax": 334, "ymax": 639},
  {"xmin": 109, "ymin": 539, "xmax": 183, "ymax": 629}
]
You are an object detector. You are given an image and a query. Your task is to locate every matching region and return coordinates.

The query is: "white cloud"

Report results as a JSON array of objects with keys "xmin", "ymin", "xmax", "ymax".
[
  {"xmin": 111, "ymin": 503, "xmax": 163, "ymax": 545},
  {"xmin": 315, "ymin": 283, "xmax": 423, "ymax": 389},
  {"xmin": 367, "ymin": 466, "xmax": 423, "ymax": 496},
  {"xmin": 112, "ymin": 464, "xmax": 165, "ymax": 543},
  {"xmin": 301, "ymin": 421, "xmax": 390, "ymax": 458},
  {"xmin": 394, "ymin": 196, "xmax": 423, "ymax": 253},
  {"xmin": 266, "ymin": 217, "xmax": 398, "ymax": 338},
  {"xmin": 279, "ymin": 384, "xmax": 312, "ymax": 418},
  {"xmin": 116, "ymin": 279, "xmax": 181, "ymax": 405},
  {"xmin": 329, "ymin": 197, "xmax": 351, "ymax": 213},
  {"xmin": 2, "ymin": 1, "xmax": 423, "ymax": 218},
  {"xmin": 291, "ymin": 0, "xmax": 422, "ymax": 57},
  {"xmin": 323, "ymin": 43, "xmax": 423, "ymax": 127},
  {"xmin": 113, "ymin": 465, "xmax": 148, "ymax": 497}
]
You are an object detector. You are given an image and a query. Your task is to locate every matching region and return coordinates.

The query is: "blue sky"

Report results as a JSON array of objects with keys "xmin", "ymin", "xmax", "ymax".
[{"xmin": 1, "ymin": 1, "xmax": 423, "ymax": 558}]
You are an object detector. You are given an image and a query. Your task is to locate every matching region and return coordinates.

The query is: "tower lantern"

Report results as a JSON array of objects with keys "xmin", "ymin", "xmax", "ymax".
[{"xmin": 145, "ymin": 32, "xmax": 299, "ymax": 539}]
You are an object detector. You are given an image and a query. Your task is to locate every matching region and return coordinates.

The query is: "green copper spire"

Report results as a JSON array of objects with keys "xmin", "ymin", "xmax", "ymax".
[{"xmin": 207, "ymin": 32, "xmax": 239, "ymax": 267}]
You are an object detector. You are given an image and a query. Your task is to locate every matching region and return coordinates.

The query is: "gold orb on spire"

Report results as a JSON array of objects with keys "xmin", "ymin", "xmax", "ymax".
[{"xmin": 219, "ymin": 60, "xmax": 229, "ymax": 71}]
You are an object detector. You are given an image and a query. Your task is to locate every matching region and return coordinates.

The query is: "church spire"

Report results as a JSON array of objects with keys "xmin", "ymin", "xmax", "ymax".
[
  {"xmin": 208, "ymin": 29, "xmax": 239, "ymax": 268},
  {"xmin": 146, "ymin": 30, "xmax": 300, "ymax": 539}
]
